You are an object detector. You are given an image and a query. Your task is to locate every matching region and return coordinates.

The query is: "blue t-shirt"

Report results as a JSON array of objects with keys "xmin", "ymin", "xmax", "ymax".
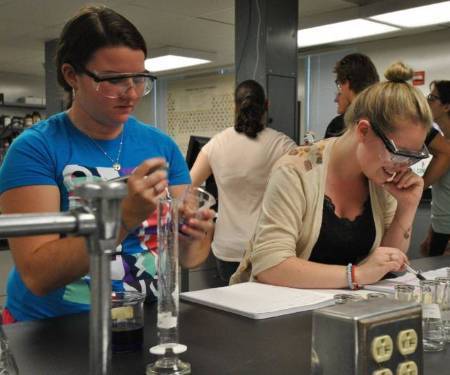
[{"xmin": 0, "ymin": 112, "xmax": 190, "ymax": 321}]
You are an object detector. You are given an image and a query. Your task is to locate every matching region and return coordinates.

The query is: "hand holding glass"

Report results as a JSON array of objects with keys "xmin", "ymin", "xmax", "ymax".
[{"xmin": 179, "ymin": 186, "xmax": 216, "ymax": 225}]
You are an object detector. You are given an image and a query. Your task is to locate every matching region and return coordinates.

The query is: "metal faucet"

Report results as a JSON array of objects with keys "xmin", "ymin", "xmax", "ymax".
[{"xmin": 0, "ymin": 180, "xmax": 127, "ymax": 375}]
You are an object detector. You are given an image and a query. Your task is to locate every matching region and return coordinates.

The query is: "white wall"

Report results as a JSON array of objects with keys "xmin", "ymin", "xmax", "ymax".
[
  {"xmin": 300, "ymin": 48, "xmax": 354, "ymax": 139},
  {"xmin": 299, "ymin": 28, "xmax": 450, "ymax": 139},
  {"xmin": 359, "ymin": 29, "xmax": 450, "ymax": 95}
]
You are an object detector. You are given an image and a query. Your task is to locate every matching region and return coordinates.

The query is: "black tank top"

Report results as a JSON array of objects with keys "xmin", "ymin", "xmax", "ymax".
[{"xmin": 309, "ymin": 195, "xmax": 375, "ymax": 265}]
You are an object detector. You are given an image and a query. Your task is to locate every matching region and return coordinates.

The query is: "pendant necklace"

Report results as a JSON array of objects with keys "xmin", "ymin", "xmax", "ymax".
[{"xmin": 87, "ymin": 130, "xmax": 124, "ymax": 171}]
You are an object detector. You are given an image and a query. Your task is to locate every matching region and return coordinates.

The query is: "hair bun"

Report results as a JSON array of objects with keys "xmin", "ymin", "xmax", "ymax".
[{"xmin": 384, "ymin": 62, "xmax": 414, "ymax": 83}]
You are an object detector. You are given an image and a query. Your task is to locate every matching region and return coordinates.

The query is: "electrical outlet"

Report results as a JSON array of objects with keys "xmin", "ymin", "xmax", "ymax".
[
  {"xmin": 372, "ymin": 368, "xmax": 393, "ymax": 375},
  {"xmin": 371, "ymin": 335, "xmax": 394, "ymax": 363},
  {"xmin": 397, "ymin": 329, "xmax": 418, "ymax": 356},
  {"xmin": 396, "ymin": 361, "xmax": 418, "ymax": 375}
]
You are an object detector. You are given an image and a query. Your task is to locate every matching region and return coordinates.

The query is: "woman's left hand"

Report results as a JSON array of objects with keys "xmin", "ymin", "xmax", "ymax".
[
  {"xmin": 382, "ymin": 167, "xmax": 423, "ymax": 209},
  {"xmin": 179, "ymin": 208, "xmax": 215, "ymax": 243}
]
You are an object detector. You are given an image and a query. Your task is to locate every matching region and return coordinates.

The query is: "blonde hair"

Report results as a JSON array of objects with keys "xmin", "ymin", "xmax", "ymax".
[{"xmin": 344, "ymin": 61, "xmax": 432, "ymax": 133}]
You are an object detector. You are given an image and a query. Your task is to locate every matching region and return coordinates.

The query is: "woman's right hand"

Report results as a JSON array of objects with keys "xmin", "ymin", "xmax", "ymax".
[
  {"xmin": 120, "ymin": 158, "xmax": 168, "ymax": 230},
  {"xmin": 355, "ymin": 246, "xmax": 407, "ymax": 285}
]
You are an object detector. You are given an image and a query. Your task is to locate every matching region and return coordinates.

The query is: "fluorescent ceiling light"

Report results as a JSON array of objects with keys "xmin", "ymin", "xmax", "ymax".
[
  {"xmin": 298, "ymin": 19, "xmax": 399, "ymax": 48},
  {"xmin": 145, "ymin": 47, "xmax": 214, "ymax": 73},
  {"xmin": 371, "ymin": 1, "xmax": 450, "ymax": 28},
  {"xmin": 145, "ymin": 55, "xmax": 210, "ymax": 73}
]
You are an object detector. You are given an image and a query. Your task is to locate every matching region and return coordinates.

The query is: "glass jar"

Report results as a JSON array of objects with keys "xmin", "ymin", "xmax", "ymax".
[
  {"xmin": 394, "ymin": 284, "xmax": 415, "ymax": 302},
  {"xmin": 419, "ymin": 279, "xmax": 445, "ymax": 352}
]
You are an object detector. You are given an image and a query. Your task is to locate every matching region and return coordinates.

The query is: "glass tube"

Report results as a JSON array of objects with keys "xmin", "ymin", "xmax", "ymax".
[{"xmin": 147, "ymin": 197, "xmax": 190, "ymax": 375}]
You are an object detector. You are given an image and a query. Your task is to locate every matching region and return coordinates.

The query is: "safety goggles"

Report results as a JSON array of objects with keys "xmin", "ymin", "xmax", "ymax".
[
  {"xmin": 427, "ymin": 93, "xmax": 441, "ymax": 102},
  {"xmin": 80, "ymin": 67, "xmax": 157, "ymax": 99},
  {"xmin": 370, "ymin": 121, "xmax": 429, "ymax": 166}
]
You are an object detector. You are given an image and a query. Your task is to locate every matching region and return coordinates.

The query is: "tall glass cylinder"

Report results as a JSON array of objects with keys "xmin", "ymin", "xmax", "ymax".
[
  {"xmin": 147, "ymin": 197, "xmax": 190, "ymax": 375},
  {"xmin": 419, "ymin": 279, "xmax": 445, "ymax": 352},
  {"xmin": 157, "ymin": 197, "xmax": 180, "ymax": 346}
]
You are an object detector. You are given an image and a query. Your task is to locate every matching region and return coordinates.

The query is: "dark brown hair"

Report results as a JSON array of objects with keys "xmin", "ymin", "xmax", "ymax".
[
  {"xmin": 56, "ymin": 5, "xmax": 147, "ymax": 95},
  {"xmin": 431, "ymin": 80, "xmax": 450, "ymax": 106},
  {"xmin": 334, "ymin": 53, "xmax": 379, "ymax": 94},
  {"xmin": 234, "ymin": 80, "xmax": 266, "ymax": 139}
]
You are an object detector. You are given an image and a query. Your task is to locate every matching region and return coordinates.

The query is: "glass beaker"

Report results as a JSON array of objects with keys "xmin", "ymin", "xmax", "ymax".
[
  {"xmin": 147, "ymin": 197, "xmax": 190, "ymax": 375},
  {"xmin": 394, "ymin": 285, "xmax": 415, "ymax": 302},
  {"xmin": 333, "ymin": 294, "xmax": 364, "ymax": 304},
  {"xmin": 179, "ymin": 186, "xmax": 216, "ymax": 226},
  {"xmin": 419, "ymin": 279, "xmax": 446, "ymax": 352},
  {"xmin": 366, "ymin": 293, "xmax": 387, "ymax": 300},
  {"xmin": 435, "ymin": 277, "xmax": 450, "ymax": 342},
  {"xmin": 111, "ymin": 291, "xmax": 145, "ymax": 353}
]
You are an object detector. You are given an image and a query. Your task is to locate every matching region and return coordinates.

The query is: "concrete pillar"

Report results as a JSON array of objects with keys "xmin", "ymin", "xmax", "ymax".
[{"xmin": 235, "ymin": 0, "xmax": 299, "ymax": 143}]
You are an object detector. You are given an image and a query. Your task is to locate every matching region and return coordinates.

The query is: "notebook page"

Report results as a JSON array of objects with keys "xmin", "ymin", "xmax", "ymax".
[{"xmin": 181, "ymin": 282, "xmax": 337, "ymax": 319}]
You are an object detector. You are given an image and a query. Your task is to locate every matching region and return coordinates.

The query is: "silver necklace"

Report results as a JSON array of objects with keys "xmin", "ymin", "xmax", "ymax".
[{"xmin": 87, "ymin": 130, "xmax": 124, "ymax": 171}]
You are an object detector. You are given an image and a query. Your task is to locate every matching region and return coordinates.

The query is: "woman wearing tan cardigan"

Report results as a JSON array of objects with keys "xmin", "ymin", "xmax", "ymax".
[{"xmin": 231, "ymin": 62, "xmax": 431, "ymax": 290}]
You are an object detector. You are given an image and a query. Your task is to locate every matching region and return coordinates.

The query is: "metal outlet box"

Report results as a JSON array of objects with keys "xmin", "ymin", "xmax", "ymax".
[{"xmin": 312, "ymin": 298, "xmax": 423, "ymax": 375}]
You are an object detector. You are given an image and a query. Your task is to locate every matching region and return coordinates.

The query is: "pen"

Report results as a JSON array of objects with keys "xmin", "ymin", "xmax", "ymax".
[
  {"xmin": 110, "ymin": 163, "xmax": 169, "ymax": 183},
  {"xmin": 110, "ymin": 174, "xmax": 130, "ymax": 182},
  {"xmin": 405, "ymin": 263, "xmax": 426, "ymax": 281}
]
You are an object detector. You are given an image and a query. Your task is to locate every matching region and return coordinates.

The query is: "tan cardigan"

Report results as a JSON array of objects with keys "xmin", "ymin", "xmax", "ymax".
[{"xmin": 230, "ymin": 138, "xmax": 397, "ymax": 284}]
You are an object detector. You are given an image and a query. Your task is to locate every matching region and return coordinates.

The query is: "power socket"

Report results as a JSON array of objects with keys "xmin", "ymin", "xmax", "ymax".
[
  {"xmin": 397, "ymin": 329, "xmax": 418, "ymax": 356},
  {"xmin": 396, "ymin": 361, "xmax": 418, "ymax": 375},
  {"xmin": 373, "ymin": 369, "xmax": 393, "ymax": 375},
  {"xmin": 371, "ymin": 335, "xmax": 393, "ymax": 363}
]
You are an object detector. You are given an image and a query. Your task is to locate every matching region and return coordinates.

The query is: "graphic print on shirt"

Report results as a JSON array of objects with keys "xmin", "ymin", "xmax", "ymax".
[{"xmin": 62, "ymin": 164, "xmax": 159, "ymax": 303}]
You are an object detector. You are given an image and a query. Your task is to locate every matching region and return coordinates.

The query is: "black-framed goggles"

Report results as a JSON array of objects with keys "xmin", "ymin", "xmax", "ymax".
[{"xmin": 370, "ymin": 121, "xmax": 429, "ymax": 166}]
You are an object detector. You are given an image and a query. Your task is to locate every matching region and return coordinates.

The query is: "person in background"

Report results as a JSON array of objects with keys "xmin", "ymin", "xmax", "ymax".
[
  {"xmin": 0, "ymin": 5, "xmax": 213, "ymax": 323},
  {"xmin": 231, "ymin": 62, "xmax": 431, "ymax": 289},
  {"xmin": 190, "ymin": 80, "xmax": 296, "ymax": 284},
  {"xmin": 421, "ymin": 80, "xmax": 450, "ymax": 256},
  {"xmin": 324, "ymin": 53, "xmax": 379, "ymax": 139}
]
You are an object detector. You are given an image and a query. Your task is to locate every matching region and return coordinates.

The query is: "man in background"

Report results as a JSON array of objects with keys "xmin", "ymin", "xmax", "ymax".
[{"xmin": 324, "ymin": 53, "xmax": 379, "ymax": 138}]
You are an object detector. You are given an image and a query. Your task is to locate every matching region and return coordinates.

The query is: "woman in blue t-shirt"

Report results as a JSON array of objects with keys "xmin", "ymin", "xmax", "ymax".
[{"xmin": 0, "ymin": 5, "xmax": 214, "ymax": 322}]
